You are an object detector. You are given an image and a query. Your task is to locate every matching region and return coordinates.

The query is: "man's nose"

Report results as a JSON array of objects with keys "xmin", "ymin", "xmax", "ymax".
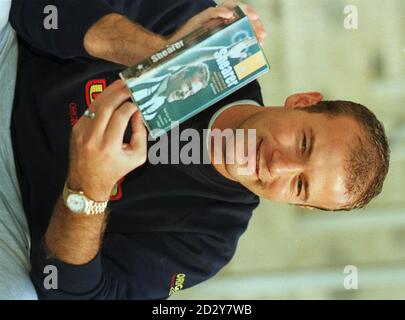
[{"xmin": 268, "ymin": 149, "xmax": 303, "ymax": 178}]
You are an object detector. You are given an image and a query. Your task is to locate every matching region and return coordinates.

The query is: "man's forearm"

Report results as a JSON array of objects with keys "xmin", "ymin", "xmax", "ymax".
[
  {"xmin": 84, "ymin": 13, "xmax": 167, "ymax": 66},
  {"xmin": 45, "ymin": 197, "xmax": 107, "ymax": 265}
]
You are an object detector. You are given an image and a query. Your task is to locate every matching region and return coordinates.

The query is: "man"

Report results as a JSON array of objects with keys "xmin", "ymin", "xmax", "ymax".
[
  {"xmin": 129, "ymin": 63, "xmax": 211, "ymax": 121},
  {"xmin": 0, "ymin": 0, "xmax": 37, "ymax": 299},
  {"xmin": 8, "ymin": 0, "xmax": 389, "ymax": 300}
]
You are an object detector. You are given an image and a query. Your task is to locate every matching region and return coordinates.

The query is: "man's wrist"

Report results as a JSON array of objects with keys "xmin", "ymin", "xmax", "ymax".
[
  {"xmin": 66, "ymin": 175, "xmax": 113, "ymax": 202},
  {"xmin": 45, "ymin": 197, "xmax": 107, "ymax": 265}
]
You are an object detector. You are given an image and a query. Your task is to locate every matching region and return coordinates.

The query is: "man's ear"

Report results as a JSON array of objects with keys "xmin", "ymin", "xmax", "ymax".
[{"xmin": 284, "ymin": 92, "xmax": 324, "ymax": 110}]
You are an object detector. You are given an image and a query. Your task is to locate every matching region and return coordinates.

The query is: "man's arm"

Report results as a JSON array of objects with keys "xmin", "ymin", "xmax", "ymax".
[
  {"xmin": 82, "ymin": 7, "xmax": 235, "ymax": 67},
  {"xmin": 9, "ymin": 0, "xmax": 227, "ymax": 65},
  {"xmin": 10, "ymin": 0, "xmax": 168, "ymax": 63},
  {"xmin": 44, "ymin": 198, "xmax": 107, "ymax": 265},
  {"xmin": 44, "ymin": 80, "xmax": 147, "ymax": 266},
  {"xmin": 83, "ymin": 2, "xmax": 267, "ymax": 66},
  {"xmin": 33, "ymin": 229, "xmax": 238, "ymax": 299},
  {"xmin": 10, "ymin": 0, "xmax": 266, "ymax": 66},
  {"xmin": 82, "ymin": 13, "xmax": 167, "ymax": 67}
]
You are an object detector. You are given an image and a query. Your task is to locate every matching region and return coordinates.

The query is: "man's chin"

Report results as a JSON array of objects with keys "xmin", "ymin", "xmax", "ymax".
[{"xmin": 227, "ymin": 164, "xmax": 257, "ymax": 184}]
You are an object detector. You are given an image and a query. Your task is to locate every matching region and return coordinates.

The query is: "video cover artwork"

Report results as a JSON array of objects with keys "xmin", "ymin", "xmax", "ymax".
[{"xmin": 120, "ymin": 6, "xmax": 270, "ymax": 138}]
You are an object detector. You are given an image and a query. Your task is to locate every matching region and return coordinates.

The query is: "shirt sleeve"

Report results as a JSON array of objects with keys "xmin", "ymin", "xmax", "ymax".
[
  {"xmin": 9, "ymin": 0, "xmax": 118, "ymax": 59},
  {"xmin": 30, "ymin": 231, "xmax": 237, "ymax": 300},
  {"xmin": 9, "ymin": 0, "xmax": 218, "ymax": 60}
]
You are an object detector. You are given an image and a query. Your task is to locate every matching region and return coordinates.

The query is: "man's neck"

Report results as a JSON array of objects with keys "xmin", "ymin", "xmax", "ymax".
[{"xmin": 209, "ymin": 104, "xmax": 263, "ymax": 182}]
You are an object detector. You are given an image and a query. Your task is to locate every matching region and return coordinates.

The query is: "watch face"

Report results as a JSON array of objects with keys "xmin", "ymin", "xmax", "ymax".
[{"xmin": 66, "ymin": 194, "xmax": 87, "ymax": 213}]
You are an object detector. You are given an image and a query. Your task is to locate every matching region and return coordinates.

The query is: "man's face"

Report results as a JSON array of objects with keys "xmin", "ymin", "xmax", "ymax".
[
  {"xmin": 225, "ymin": 93, "xmax": 364, "ymax": 210},
  {"xmin": 167, "ymin": 76, "xmax": 204, "ymax": 103}
]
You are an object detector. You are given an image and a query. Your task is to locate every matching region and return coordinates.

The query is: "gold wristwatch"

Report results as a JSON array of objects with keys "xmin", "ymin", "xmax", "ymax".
[{"xmin": 63, "ymin": 183, "xmax": 108, "ymax": 215}]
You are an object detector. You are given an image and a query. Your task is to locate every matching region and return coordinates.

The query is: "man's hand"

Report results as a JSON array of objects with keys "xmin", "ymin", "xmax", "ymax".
[
  {"xmin": 169, "ymin": 2, "xmax": 268, "ymax": 46},
  {"xmin": 83, "ymin": 3, "xmax": 267, "ymax": 66},
  {"xmin": 67, "ymin": 80, "xmax": 147, "ymax": 201}
]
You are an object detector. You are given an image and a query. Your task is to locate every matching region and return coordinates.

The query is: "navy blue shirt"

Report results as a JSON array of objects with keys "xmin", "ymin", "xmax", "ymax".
[{"xmin": 10, "ymin": 0, "xmax": 264, "ymax": 299}]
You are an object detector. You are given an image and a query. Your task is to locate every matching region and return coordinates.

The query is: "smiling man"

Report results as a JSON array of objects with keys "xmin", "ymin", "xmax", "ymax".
[
  {"xmin": 211, "ymin": 93, "xmax": 389, "ymax": 211},
  {"xmin": 8, "ymin": 0, "xmax": 389, "ymax": 300}
]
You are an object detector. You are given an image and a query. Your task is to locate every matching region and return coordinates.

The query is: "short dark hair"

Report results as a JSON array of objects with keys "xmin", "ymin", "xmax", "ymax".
[{"xmin": 301, "ymin": 100, "xmax": 390, "ymax": 211}]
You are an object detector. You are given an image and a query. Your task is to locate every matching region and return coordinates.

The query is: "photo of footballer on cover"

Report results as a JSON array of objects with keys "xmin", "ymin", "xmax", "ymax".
[
  {"xmin": 129, "ymin": 36, "xmax": 258, "ymax": 122},
  {"xmin": 129, "ymin": 63, "xmax": 211, "ymax": 122}
]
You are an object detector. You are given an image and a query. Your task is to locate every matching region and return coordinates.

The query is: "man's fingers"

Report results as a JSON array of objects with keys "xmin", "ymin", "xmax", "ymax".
[
  {"xmin": 104, "ymin": 102, "xmax": 138, "ymax": 145},
  {"xmin": 94, "ymin": 80, "xmax": 126, "ymax": 106},
  {"xmin": 220, "ymin": 3, "xmax": 268, "ymax": 43},
  {"xmin": 243, "ymin": 5, "xmax": 259, "ymax": 20},
  {"xmin": 88, "ymin": 83, "xmax": 132, "ymax": 134},
  {"xmin": 203, "ymin": 6, "xmax": 234, "ymax": 21},
  {"xmin": 220, "ymin": 0, "xmax": 238, "ymax": 9},
  {"xmin": 251, "ymin": 19, "xmax": 267, "ymax": 43},
  {"xmin": 124, "ymin": 111, "xmax": 148, "ymax": 167},
  {"xmin": 243, "ymin": 4, "xmax": 267, "ymax": 39},
  {"xmin": 129, "ymin": 111, "xmax": 147, "ymax": 151}
]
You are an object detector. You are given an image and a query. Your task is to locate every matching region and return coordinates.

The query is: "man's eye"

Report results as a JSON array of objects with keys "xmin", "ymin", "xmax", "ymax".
[
  {"xmin": 301, "ymin": 134, "xmax": 307, "ymax": 153},
  {"xmin": 297, "ymin": 176, "xmax": 303, "ymax": 196}
]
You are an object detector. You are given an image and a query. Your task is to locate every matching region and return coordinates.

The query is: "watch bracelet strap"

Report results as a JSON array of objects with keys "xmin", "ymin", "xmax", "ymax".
[
  {"xmin": 87, "ymin": 199, "xmax": 108, "ymax": 215},
  {"xmin": 63, "ymin": 183, "xmax": 108, "ymax": 215}
]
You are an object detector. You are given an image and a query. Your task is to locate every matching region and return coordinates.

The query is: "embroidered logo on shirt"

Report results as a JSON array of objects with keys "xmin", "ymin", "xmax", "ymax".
[
  {"xmin": 85, "ymin": 79, "xmax": 107, "ymax": 108},
  {"xmin": 69, "ymin": 102, "xmax": 79, "ymax": 127},
  {"xmin": 169, "ymin": 273, "xmax": 186, "ymax": 296}
]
